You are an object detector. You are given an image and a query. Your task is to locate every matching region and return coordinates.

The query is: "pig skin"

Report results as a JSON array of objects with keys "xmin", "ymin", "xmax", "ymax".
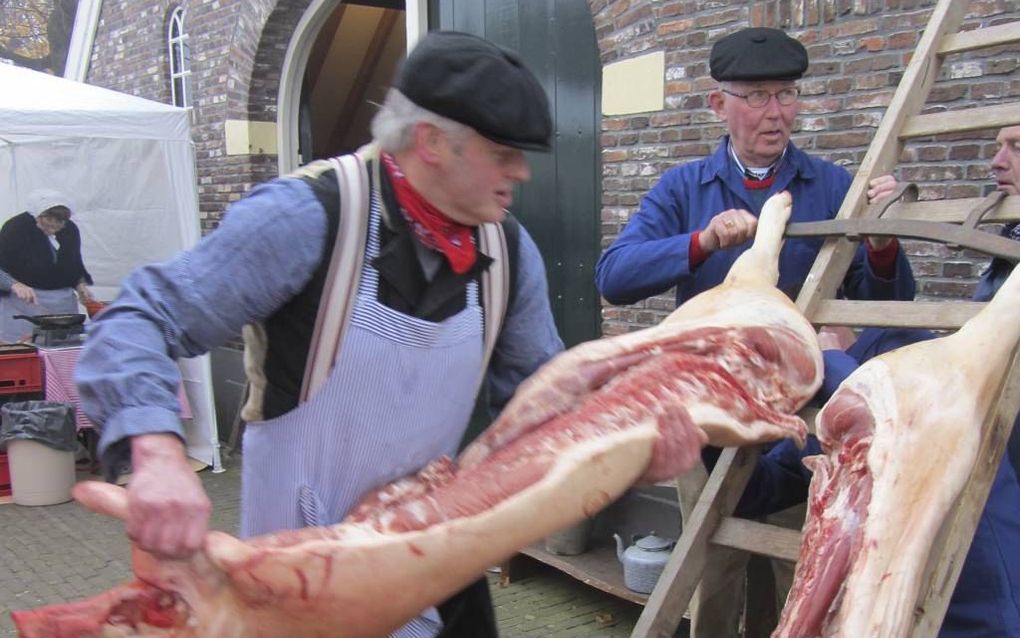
[
  {"xmin": 13, "ymin": 191, "xmax": 822, "ymax": 637},
  {"xmin": 775, "ymin": 259, "xmax": 1020, "ymax": 637}
]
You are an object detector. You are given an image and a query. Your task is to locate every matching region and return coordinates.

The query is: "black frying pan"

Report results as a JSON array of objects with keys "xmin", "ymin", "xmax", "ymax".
[{"xmin": 13, "ymin": 313, "xmax": 87, "ymax": 329}]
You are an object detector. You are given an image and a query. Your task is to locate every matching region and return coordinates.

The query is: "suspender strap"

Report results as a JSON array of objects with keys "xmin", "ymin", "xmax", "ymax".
[
  {"xmin": 251, "ymin": 142, "xmax": 509, "ymax": 416},
  {"xmin": 477, "ymin": 221, "xmax": 509, "ymax": 392},
  {"xmin": 299, "ymin": 149, "xmax": 372, "ymax": 401}
]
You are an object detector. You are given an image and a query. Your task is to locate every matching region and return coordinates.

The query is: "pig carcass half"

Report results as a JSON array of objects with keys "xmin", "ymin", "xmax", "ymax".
[
  {"xmin": 13, "ymin": 191, "xmax": 823, "ymax": 638},
  {"xmin": 774, "ymin": 263, "xmax": 1020, "ymax": 637}
]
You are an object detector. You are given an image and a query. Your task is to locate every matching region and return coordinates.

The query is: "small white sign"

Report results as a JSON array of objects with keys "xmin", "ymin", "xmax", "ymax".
[{"xmin": 602, "ymin": 51, "xmax": 665, "ymax": 116}]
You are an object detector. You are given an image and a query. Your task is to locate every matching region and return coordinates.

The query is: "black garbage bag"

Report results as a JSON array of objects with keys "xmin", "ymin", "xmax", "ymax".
[{"xmin": 0, "ymin": 401, "xmax": 76, "ymax": 451}]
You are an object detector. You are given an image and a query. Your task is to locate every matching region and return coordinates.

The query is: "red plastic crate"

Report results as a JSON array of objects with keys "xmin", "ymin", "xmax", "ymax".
[
  {"xmin": 0, "ymin": 351, "xmax": 42, "ymax": 395},
  {"xmin": 0, "ymin": 451, "xmax": 10, "ymax": 497}
]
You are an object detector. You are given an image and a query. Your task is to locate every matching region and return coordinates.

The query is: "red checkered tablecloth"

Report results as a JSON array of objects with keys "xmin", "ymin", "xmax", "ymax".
[{"xmin": 38, "ymin": 347, "xmax": 193, "ymax": 431}]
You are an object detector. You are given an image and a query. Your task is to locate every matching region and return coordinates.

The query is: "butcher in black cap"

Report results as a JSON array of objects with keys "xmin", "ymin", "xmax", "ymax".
[
  {"xmin": 597, "ymin": 25, "xmax": 916, "ymax": 638},
  {"xmin": 74, "ymin": 30, "xmax": 566, "ymax": 638}
]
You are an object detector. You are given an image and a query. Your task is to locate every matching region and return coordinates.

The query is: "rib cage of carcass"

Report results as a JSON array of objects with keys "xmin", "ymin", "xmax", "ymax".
[
  {"xmin": 774, "ymin": 258, "xmax": 1020, "ymax": 637},
  {"xmin": 12, "ymin": 191, "xmax": 823, "ymax": 638}
]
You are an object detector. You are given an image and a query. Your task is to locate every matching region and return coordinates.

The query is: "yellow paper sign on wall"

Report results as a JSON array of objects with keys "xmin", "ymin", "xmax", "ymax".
[{"xmin": 602, "ymin": 51, "xmax": 665, "ymax": 116}]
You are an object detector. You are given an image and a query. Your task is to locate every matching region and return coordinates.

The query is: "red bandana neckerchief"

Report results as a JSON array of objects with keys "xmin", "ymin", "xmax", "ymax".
[{"xmin": 381, "ymin": 152, "xmax": 476, "ymax": 274}]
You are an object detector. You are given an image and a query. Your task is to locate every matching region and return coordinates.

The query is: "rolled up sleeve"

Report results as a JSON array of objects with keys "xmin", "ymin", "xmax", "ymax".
[{"xmin": 75, "ymin": 178, "xmax": 328, "ymax": 466}]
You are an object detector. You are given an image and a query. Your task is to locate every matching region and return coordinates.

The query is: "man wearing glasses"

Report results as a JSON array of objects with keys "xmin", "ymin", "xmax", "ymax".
[
  {"xmin": 595, "ymin": 26, "xmax": 915, "ymax": 306},
  {"xmin": 595, "ymin": 26, "xmax": 916, "ymax": 637}
]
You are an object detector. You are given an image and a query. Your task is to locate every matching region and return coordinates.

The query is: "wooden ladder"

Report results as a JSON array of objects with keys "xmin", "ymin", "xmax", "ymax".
[{"xmin": 631, "ymin": 2, "xmax": 1020, "ymax": 636}]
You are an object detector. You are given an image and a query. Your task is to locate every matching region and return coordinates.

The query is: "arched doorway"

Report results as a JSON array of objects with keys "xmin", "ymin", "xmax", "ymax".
[
  {"xmin": 298, "ymin": 1, "xmax": 404, "ymax": 163},
  {"xmin": 277, "ymin": 0, "xmax": 601, "ymax": 348},
  {"xmin": 277, "ymin": 0, "xmax": 428, "ymax": 170}
]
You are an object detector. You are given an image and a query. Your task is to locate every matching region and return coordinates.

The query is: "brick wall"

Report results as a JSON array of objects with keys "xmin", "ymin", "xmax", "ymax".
[
  {"xmin": 86, "ymin": 0, "xmax": 1019, "ymax": 335},
  {"xmin": 87, "ymin": 1, "xmax": 174, "ymax": 103},
  {"xmin": 87, "ymin": 0, "xmax": 304, "ymax": 233},
  {"xmin": 591, "ymin": 0, "xmax": 1020, "ymax": 335}
]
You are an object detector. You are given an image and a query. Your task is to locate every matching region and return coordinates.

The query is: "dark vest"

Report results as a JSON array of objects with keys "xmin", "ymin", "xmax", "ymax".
[{"xmin": 252, "ymin": 159, "xmax": 520, "ymax": 421}]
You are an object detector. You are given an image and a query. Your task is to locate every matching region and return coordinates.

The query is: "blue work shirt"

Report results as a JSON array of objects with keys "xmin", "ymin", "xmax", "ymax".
[
  {"xmin": 737, "ymin": 328, "xmax": 1020, "ymax": 637},
  {"xmin": 595, "ymin": 138, "xmax": 915, "ymax": 305}
]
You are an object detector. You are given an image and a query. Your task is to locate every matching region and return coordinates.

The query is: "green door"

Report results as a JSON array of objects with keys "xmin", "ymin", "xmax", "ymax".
[{"xmin": 428, "ymin": 0, "xmax": 601, "ymax": 348}]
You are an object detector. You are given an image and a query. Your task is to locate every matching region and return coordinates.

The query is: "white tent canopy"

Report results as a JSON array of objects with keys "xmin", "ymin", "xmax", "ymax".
[{"xmin": 0, "ymin": 62, "xmax": 221, "ymax": 472}]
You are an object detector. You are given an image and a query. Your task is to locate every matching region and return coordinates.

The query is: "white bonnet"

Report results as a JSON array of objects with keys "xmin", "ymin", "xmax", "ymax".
[{"xmin": 26, "ymin": 188, "xmax": 73, "ymax": 218}]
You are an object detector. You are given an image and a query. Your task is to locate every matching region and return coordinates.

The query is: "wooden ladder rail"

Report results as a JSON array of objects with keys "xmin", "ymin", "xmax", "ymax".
[
  {"xmin": 796, "ymin": 2, "xmax": 1020, "ymax": 321},
  {"xmin": 631, "ymin": 0, "xmax": 1020, "ymax": 634},
  {"xmin": 628, "ymin": 210, "xmax": 1020, "ymax": 636},
  {"xmin": 631, "ymin": 200, "xmax": 1020, "ymax": 638}
]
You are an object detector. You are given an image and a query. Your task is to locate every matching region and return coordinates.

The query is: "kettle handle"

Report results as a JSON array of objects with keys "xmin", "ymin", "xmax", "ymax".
[{"xmin": 631, "ymin": 530, "xmax": 657, "ymax": 545}]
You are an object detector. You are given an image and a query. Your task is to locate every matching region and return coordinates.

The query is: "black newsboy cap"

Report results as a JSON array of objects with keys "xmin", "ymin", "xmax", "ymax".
[
  {"xmin": 710, "ymin": 27, "xmax": 808, "ymax": 82},
  {"xmin": 394, "ymin": 31, "xmax": 553, "ymax": 152}
]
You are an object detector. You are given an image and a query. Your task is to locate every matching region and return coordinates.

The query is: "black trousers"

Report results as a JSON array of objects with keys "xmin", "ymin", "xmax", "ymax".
[{"xmin": 436, "ymin": 576, "xmax": 498, "ymax": 638}]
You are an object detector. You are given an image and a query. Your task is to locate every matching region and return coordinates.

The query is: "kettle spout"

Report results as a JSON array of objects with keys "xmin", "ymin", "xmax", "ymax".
[{"xmin": 613, "ymin": 533, "xmax": 625, "ymax": 563}]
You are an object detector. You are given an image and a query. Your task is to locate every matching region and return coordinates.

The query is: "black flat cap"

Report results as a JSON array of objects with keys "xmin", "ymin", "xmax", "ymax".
[
  {"xmin": 394, "ymin": 31, "xmax": 552, "ymax": 152},
  {"xmin": 710, "ymin": 27, "xmax": 808, "ymax": 82}
]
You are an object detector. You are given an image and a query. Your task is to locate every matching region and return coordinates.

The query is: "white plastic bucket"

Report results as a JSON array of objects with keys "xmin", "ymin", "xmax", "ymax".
[{"xmin": 8, "ymin": 439, "xmax": 74, "ymax": 506}]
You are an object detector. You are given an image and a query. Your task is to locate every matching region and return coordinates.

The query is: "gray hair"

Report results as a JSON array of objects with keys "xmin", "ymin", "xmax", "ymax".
[{"xmin": 370, "ymin": 89, "xmax": 471, "ymax": 153}]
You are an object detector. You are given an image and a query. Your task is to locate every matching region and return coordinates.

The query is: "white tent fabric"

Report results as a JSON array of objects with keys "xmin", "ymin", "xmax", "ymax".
[{"xmin": 0, "ymin": 63, "xmax": 222, "ymax": 472}]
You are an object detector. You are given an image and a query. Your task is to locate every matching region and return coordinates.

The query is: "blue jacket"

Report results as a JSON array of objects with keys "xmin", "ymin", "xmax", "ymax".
[
  {"xmin": 595, "ymin": 138, "xmax": 916, "ymax": 305},
  {"xmin": 737, "ymin": 328, "xmax": 1020, "ymax": 637}
]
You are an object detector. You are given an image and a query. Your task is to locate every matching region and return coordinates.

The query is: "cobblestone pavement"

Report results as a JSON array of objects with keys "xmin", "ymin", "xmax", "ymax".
[
  {"xmin": 0, "ymin": 460, "xmax": 680, "ymax": 637},
  {"xmin": 488, "ymin": 569, "xmax": 643, "ymax": 638}
]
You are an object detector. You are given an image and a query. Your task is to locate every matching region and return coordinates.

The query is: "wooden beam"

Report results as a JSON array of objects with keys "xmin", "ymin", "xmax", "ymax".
[
  {"xmin": 327, "ymin": 8, "xmax": 400, "ymax": 155},
  {"xmin": 711, "ymin": 518, "xmax": 802, "ymax": 562},
  {"xmin": 785, "ymin": 218, "xmax": 1020, "ymax": 261},
  {"xmin": 631, "ymin": 447, "xmax": 761, "ymax": 638},
  {"xmin": 881, "ymin": 195, "xmax": 1020, "ymax": 224},
  {"xmin": 799, "ymin": 406, "xmax": 819, "ymax": 435},
  {"xmin": 796, "ymin": 0, "xmax": 969, "ymax": 321},
  {"xmin": 809, "ymin": 299, "xmax": 982, "ymax": 329},
  {"xmin": 938, "ymin": 21, "xmax": 1020, "ymax": 55},
  {"xmin": 305, "ymin": 4, "xmax": 346, "ymax": 94},
  {"xmin": 902, "ymin": 102, "xmax": 1020, "ymax": 139}
]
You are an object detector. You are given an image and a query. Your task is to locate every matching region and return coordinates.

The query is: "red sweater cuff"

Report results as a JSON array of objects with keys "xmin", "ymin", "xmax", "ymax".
[
  {"xmin": 866, "ymin": 238, "xmax": 899, "ymax": 279},
  {"xmin": 689, "ymin": 231, "xmax": 710, "ymax": 269}
]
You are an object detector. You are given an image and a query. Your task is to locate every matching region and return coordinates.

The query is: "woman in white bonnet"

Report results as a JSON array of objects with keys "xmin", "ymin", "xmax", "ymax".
[{"xmin": 0, "ymin": 188, "xmax": 95, "ymax": 342}]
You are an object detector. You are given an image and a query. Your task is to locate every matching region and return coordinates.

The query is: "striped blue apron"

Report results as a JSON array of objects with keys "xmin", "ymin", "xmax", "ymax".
[{"xmin": 240, "ymin": 192, "xmax": 483, "ymax": 637}]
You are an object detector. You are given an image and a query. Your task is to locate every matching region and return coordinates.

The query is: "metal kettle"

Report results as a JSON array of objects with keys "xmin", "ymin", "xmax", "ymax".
[{"xmin": 614, "ymin": 531, "xmax": 676, "ymax": 594}]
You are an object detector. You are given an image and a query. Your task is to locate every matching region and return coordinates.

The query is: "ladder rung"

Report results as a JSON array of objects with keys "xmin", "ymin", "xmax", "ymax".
[
  {"xmin": 711, "ymin": 517, "xmax": 801, "ymax": 562},
  {"xmin": 799, "ymin": 406, "xmax": 819, "ymax": 435},
  {"xmin": 939, "ymin": 22, "xmax": 1020, "ymax": 55},
  {"xmin": 902, "ymin": 103, "xmax": 1020, "ymax": 139},
  {"xmin": 883, "ymin": 196, "xmax": 1020, "ymax": 224},
  {"xmin": 810, "ymin": 300, "xmax": 982, "ymax": 329}
]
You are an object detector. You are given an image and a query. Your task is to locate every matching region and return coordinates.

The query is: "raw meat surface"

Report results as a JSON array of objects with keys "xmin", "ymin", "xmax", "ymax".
[
  {"xmin": 13, "ymin": 192, "xmax": 822, "ymax": 637},
  {"xmin": 775, "ymin": 261, "xmax": 1020, "ymax": 637}
]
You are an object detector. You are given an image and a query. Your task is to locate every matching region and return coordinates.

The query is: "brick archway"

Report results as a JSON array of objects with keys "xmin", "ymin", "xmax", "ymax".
[{"xmin": 242, "ymin": 0, "xmax": 316, "ymax": 187}]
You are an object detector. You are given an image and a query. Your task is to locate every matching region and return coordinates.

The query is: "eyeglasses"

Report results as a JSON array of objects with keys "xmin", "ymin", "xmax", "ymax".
[{"xmin": 721, "ymin": 87, "xmax": 799, "ymax": 108}]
